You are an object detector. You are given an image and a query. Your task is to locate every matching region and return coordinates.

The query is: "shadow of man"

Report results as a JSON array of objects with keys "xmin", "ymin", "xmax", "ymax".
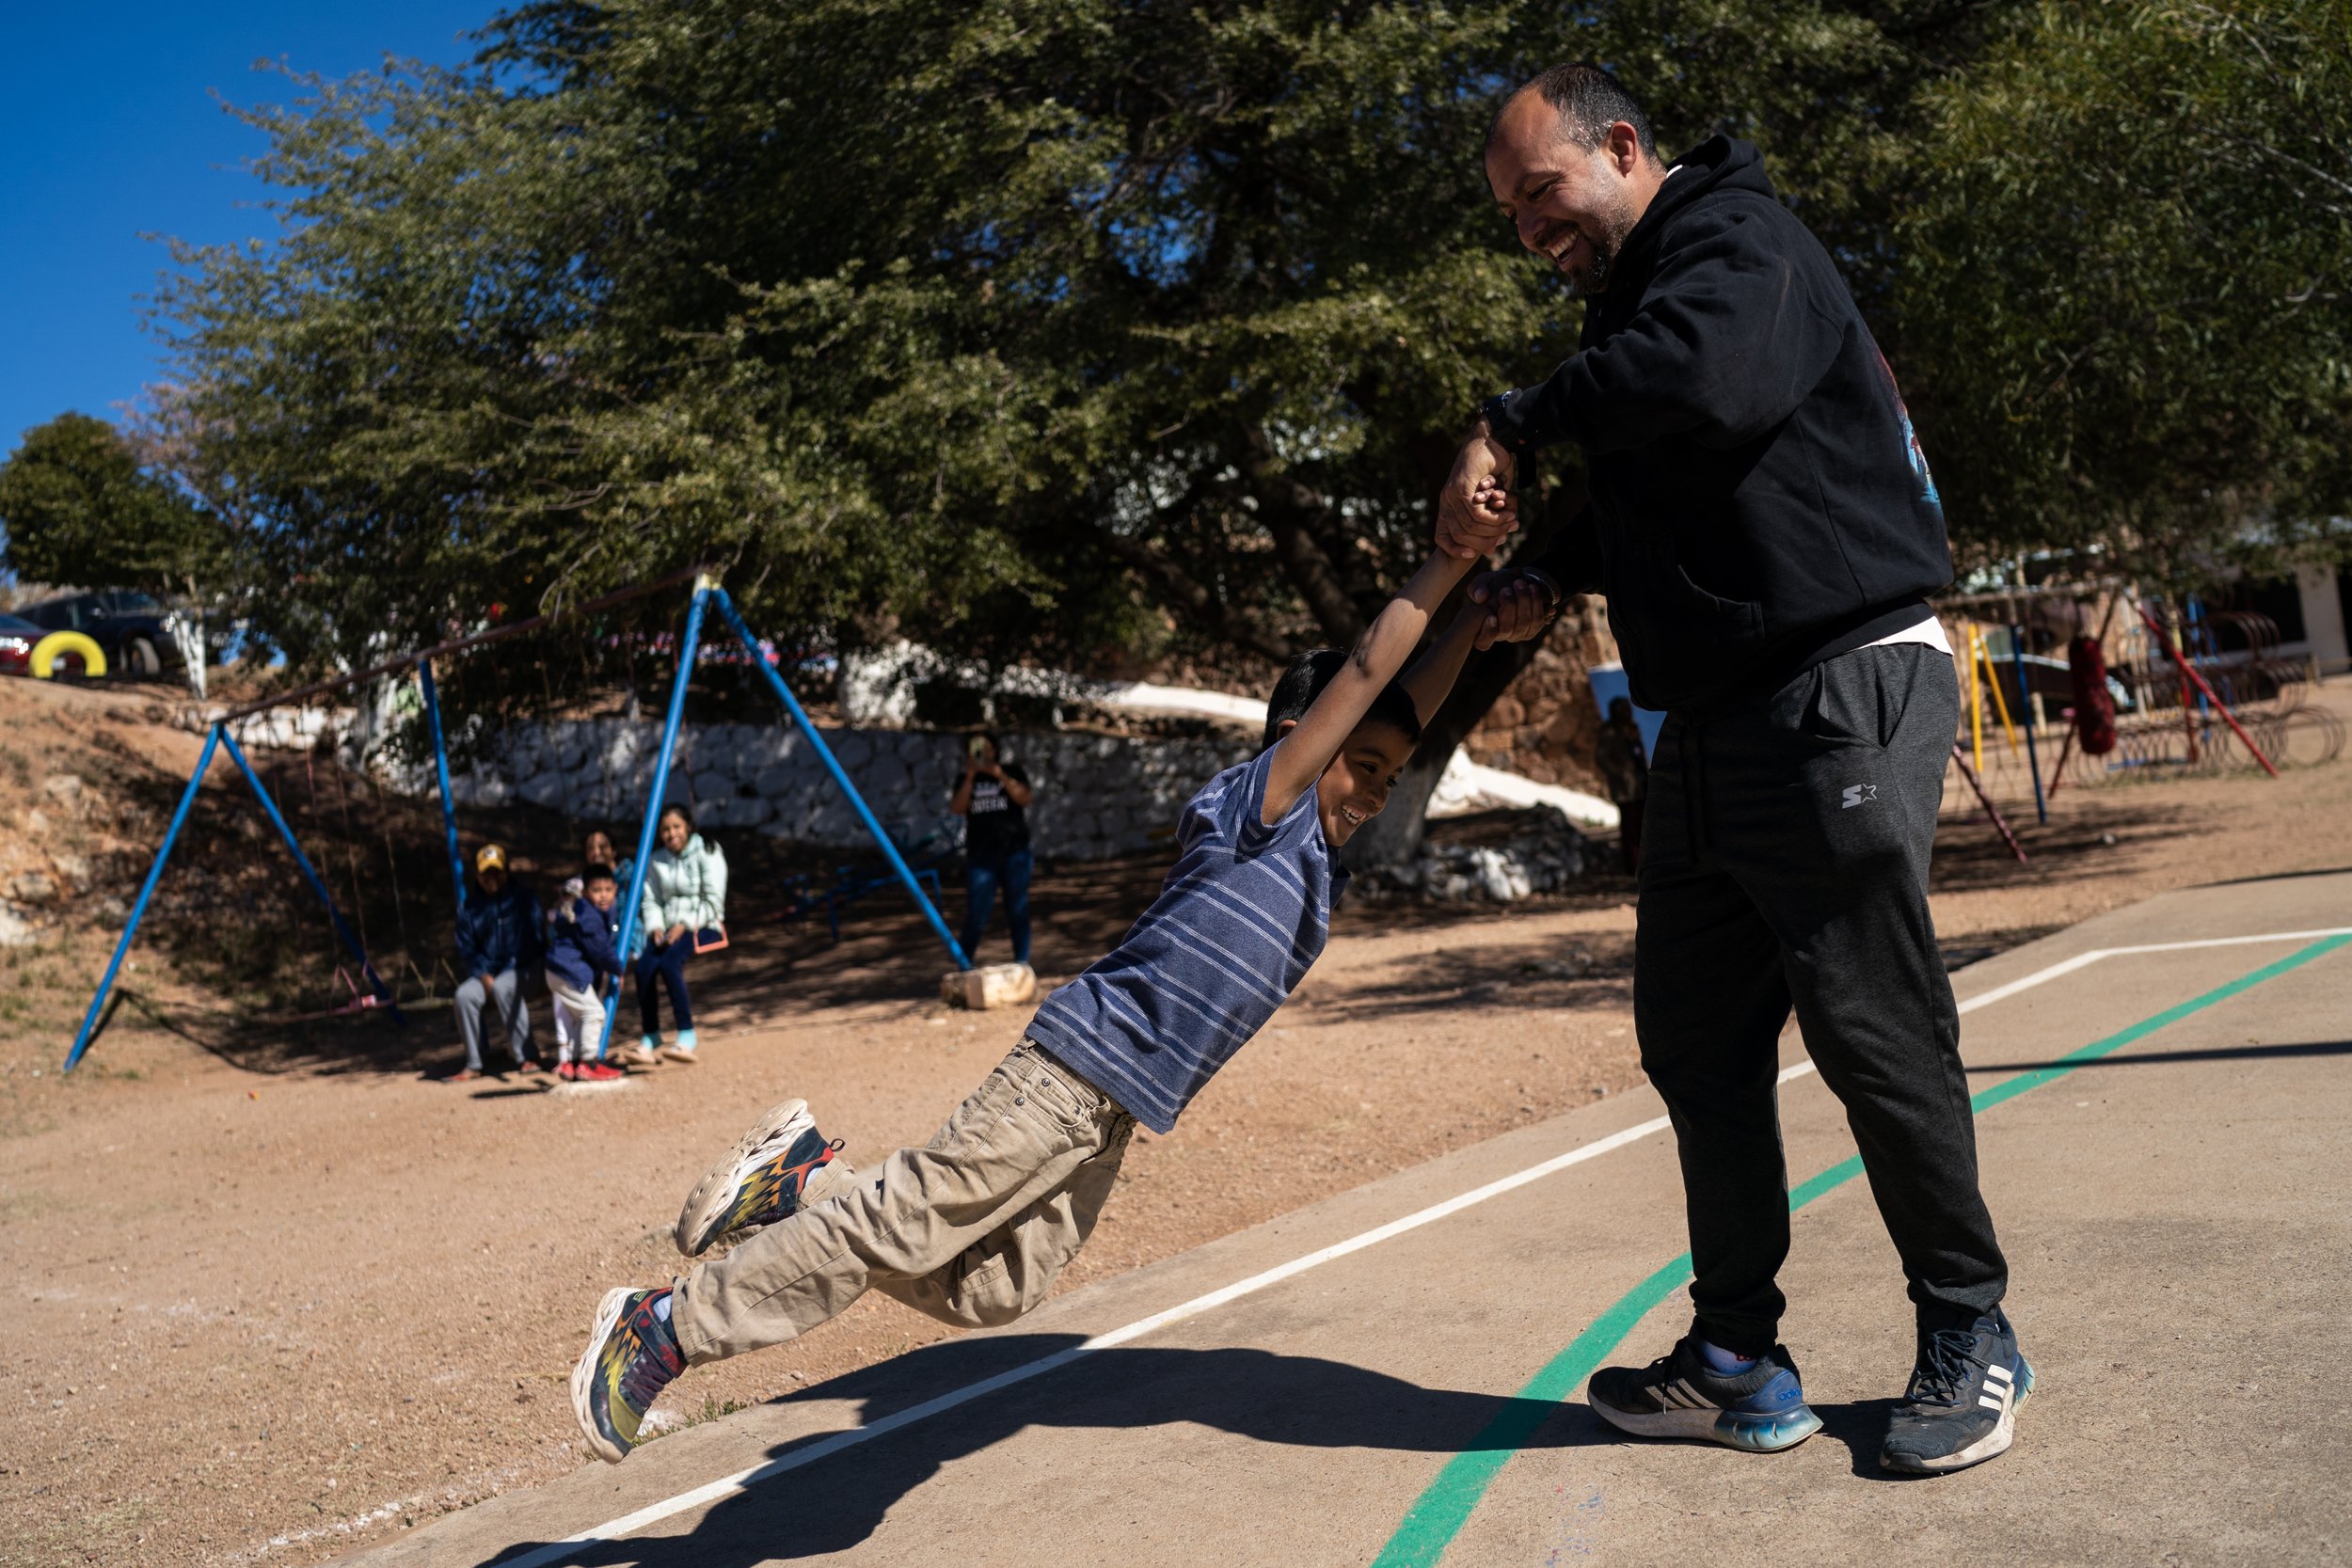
[{"xmin": 487, "ymin": 1333, "xmax": 1618, "ymax": 1565}]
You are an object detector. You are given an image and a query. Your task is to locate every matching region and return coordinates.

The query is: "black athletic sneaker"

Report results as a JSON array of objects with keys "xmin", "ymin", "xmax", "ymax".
[
  {"xmin": 1882, "ymin": 1307, "xmax": 2035, "ymax": 1474},
  {"xmin": 1588, "ymin": 1336, "xmax": 1823, "ymax": 1452}
]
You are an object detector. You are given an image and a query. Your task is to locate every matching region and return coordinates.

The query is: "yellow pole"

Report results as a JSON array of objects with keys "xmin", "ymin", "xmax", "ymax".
[
  {"xmin": 1977, "ymin": 625, "xmax": 2024, "ymax": 760},
  {"xmin": 1967, "ymin": 624, "xmax": 1985, "ymax": 773}
]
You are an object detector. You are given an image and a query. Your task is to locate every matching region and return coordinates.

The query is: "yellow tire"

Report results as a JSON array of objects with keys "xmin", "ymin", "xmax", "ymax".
[{"xmin": 30, "ymin": 630, "xmax": 106, "ymax": 680}]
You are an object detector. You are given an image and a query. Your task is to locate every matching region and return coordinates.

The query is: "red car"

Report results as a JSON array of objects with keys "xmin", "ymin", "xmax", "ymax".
[{"xmin": 0, "ymin": 613, "xmax": 40, "ymax": 677}]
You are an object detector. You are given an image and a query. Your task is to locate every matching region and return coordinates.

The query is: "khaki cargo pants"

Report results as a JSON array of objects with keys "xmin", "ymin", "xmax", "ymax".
[{"xmin": 671, "ymin": 1042, "xmax": 1136, "ymax": 1365}]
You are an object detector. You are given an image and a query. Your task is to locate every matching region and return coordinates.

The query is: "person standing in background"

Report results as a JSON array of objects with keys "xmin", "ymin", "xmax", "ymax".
[{"xmin": 949, "ymin": 732, "xmax": 1035, "ymax": 967}]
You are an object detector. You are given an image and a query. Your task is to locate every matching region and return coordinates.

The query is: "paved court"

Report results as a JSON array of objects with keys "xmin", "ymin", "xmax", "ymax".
[{"xmin": 342, "ymin": 870, "xmax": 2352, "ymax": 1568}]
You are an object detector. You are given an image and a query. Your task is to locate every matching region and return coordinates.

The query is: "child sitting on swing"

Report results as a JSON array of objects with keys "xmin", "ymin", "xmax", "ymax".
[
  {"xmin": 571, "ymin": 542, "xmax": 1487, "ymax": 1460},
  {"xmin": 546, "ymin": 865, "xmax": 628, "ymax": 1083}
]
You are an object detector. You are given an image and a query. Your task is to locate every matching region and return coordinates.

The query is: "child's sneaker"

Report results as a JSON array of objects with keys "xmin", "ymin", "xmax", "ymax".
[
  {"xmin": 580, "ymin": 1061, "xmax": 625, "ymax": 1083},
  {"xmin": 1882, "ymin": 1307, "xmax": 2034, "ymax": 1473},
  {"xmin": 557, "ymin": 1062, "xmax": 579, "ymax": 1082},
  {"xmin": 1588, "ymin": 1337, "xmax": 1822, "ymax": 1452},
  {"xmin": 570, "ymin": 1286, "xmax": 683, "ymax": 1463},
  {"xmin": 674, "ymin": 1099, "xmax": 855, "ymax": 1257}
]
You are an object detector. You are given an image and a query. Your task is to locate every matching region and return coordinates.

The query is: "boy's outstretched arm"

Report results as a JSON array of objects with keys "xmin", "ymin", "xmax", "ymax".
[
  {"xmin": 1398, "ymin": 595, "xmax": 1486, "ymax": 728},
  {"xmin": 1263, "ymin": 551, "xmax": 1475, "ymax": 825}
]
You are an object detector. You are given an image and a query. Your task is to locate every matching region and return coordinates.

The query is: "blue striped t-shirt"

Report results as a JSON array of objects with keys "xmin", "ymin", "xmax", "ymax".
[{"xmin": 1026, "ymin": 746, "xmax": 1345, "ymax": 1134}]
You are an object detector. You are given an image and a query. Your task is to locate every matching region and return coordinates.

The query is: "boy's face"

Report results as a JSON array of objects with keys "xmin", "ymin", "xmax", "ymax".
[
  {"xmin": 1311, "ymin": 721, "xmax": 1416, "ymax": 847},
  {"xmin": 585, "ymin": 879, "xmax": 618, "ymax": 911}
]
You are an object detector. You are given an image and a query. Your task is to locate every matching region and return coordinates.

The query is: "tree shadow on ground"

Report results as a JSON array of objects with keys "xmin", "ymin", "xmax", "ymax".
[{"xmin": 480, "ymin": 1336, "xmax": 1618, "ymax": 1567}]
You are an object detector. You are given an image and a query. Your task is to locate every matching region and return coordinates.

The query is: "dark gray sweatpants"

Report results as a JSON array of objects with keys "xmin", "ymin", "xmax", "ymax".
[{"xmin": 1636, "ymin": 642, "xmax": 2007, "ymax": 1355}]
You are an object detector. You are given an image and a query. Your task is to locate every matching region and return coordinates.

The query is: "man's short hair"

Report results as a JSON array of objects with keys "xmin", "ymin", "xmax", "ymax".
[
  {"xmin": 1488, "ymin": 62, "xmax": 1659, "ymax": 162},
  {"xmin": 1263, "ymin": 649, "xmax": 1423, "ymax": 752}
]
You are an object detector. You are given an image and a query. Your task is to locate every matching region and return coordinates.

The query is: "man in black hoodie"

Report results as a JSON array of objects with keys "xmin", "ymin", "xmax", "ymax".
[{"xmin": 1446, "ymin": 65, "xmax": 2030, "ymax": 1475}]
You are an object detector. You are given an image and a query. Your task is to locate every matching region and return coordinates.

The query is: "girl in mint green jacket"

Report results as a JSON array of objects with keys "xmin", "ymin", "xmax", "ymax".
[{"xmin": 634, "ymin": 805, "xmax": 727, "ymax": 1062}]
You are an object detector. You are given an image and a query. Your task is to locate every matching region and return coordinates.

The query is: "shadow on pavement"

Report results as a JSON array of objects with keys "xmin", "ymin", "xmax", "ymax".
[
  {"xmin": 1965, "ymin": 1037, "xmax": 2352, "ymax": 1072},
  {"xmin": 1812, "ymin": 1396, "xmax": 1916, "ymax": 1481},
  {"xmin": 480, "ymin": 1337, "xmax": 1615, "ymax": 1565}
]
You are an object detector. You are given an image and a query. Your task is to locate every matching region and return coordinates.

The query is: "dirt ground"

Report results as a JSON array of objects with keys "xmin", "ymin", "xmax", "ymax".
[{"xmin": 3, "ymin": 674, "xmax": 2348, "ymax": 1568}]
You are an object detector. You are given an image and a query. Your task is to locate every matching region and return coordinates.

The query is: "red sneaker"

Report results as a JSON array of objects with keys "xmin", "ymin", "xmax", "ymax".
[
  {"xmin": 557, "ymin": 1062, "xmax": 579, "ymax": 1082},
  {"xmin": 582, "ymin": 1062, "xmax": 625, "ymax": 1083}
]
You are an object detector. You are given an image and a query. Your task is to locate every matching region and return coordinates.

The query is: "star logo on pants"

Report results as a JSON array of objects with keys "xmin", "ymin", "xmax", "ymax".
[{"xmin": 1840, "ymin": 784, "xmax": 1880, "ymax": 809}]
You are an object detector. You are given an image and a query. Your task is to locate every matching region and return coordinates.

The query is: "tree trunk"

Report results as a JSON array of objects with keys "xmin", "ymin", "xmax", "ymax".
[{"xmin": 1341, "ymin": 483, "xmax": 1585, "ymax": 875}]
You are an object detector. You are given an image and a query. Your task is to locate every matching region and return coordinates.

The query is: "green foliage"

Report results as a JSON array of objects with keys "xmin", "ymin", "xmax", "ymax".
[
  {"xmin": 153, "ymin": 0, "xmax": 2003, "ymax": 704},
  {"xmin": 0, "ymin": 413, "xmax": 227, "ymax": 594},
  {"xmin": 1899, "ymin": 0, "xmax": 2352, "ymax": 579}
]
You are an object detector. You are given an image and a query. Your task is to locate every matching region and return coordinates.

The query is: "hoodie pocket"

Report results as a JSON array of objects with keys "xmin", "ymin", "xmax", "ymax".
[{"xmin": 1674, "ymin": 566, "xmax": 1764, "ymax": 639}]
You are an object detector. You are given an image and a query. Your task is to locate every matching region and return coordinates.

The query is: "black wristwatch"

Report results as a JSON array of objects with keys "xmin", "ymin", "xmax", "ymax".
[{"xmin": 1478, "ymin": 391, "xmax": 1526, "ymax": 452}]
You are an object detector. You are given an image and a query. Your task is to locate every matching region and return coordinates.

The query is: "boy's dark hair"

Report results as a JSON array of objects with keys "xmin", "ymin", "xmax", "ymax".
[
  {"xmin": 1262, "ymin": 649, "xmax": 1423, "ymax": 752},
  {"xmin": 583, "ymin": 864, "xmax": 617, "ymax": 886},
  {"xmin": 1488, "ymin": 62, "xmax": 1659, "ymax": 162}
]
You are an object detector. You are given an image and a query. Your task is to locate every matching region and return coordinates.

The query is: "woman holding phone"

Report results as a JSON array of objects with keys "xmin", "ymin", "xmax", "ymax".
[
  {"xmin": 949, "ymin": 731, "xmax": 1034, "ymax": 967},
  {"xmin": 634, "ymin": 803, "xmax": 727, "ymax": 1063}
]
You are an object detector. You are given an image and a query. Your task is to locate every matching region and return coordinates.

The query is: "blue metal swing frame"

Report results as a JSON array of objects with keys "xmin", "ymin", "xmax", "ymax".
[{"xmin": 62, "ymin": 570, "xmax": 968, "ymax": 1073}]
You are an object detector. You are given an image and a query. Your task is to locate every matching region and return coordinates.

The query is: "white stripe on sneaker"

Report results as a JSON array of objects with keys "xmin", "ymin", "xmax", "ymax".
[
  {"xmin": 1985, "ymin": 1363, "xmax": 2014, "ymax": 1385},
  {"xmin": 1978, "ymin": 1394, "xmax": 2004, "ymax": 1411}
]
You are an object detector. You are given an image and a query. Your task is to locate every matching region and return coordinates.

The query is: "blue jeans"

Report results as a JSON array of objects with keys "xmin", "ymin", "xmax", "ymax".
[
  {"xmin": 960, "ymin": 849, "xmax": 1033, "ymax": 965},
  {"xmin": 636, "ymin": 941, "xmax": 695, "ymax": 1037}
]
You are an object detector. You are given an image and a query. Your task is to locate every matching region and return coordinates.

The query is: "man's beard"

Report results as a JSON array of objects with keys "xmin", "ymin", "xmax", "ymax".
[{"xmin": 1565, "ymin": 196, "xmax": 1639, "ymax": 299}]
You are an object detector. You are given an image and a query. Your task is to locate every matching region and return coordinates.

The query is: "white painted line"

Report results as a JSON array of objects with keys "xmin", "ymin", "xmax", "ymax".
[
  {"xmin": 501, "ymin": 924, "xmax": 2351, "ymax": 1564},
  {"xmin": 1953, "ymin": 928, "xmax": 2352, "ymax": 1016}
]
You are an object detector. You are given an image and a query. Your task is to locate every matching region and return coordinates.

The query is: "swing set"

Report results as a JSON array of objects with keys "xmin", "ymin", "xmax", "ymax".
[
  {"xmin": 61, "ymin": 569, "xmax": 972, "ymax": 1073},
  {"xmin": 1931, "ymin": 579, "xmax": 2303, "ymax": 866}
]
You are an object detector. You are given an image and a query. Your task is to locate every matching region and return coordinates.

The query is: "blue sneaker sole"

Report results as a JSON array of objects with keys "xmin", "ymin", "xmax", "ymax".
[{"xmin": 1593, "ymin": 1397, "xmax": 1824, "ymax": 1453}]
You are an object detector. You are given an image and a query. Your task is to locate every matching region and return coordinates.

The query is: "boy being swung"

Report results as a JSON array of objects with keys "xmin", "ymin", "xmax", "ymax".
[{"xmin": 572, "ymin": 544, "xmax": 1487, "ymax": 1458}]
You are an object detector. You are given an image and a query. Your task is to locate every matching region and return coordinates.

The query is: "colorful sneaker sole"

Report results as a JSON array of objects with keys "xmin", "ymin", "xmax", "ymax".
[
  {"xmin": 570, "ymin": 1286, "xmax": 644, "ymax": 1465},
  {"xmin": 1592, "ymin": 1397, "xmax": 1824, "ymax": 1453},
  {"xmin": 673, "ymin": 1100, "xmax": 855, "ymax": 1258},
  {"xmin": 1883, "ymin": 1355, "xmax": 2036, "ymax": 1474}
]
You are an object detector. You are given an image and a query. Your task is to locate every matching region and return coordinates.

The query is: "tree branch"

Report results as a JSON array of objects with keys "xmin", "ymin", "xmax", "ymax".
[{"xmin": 1103, "ymin": 531, "xmax": 1298, "ymax": 664}]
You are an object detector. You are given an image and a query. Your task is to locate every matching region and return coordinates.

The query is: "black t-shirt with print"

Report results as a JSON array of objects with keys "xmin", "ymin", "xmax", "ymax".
[{"xmin": 963, "ymin": 763, "xmax": 1031, "ymax": 858}]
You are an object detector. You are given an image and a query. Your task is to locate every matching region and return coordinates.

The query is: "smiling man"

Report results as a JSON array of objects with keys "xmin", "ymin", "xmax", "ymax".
[{"xmin": 1440, "ymin": 65, "xmax": 2031, "ymax": 1476}]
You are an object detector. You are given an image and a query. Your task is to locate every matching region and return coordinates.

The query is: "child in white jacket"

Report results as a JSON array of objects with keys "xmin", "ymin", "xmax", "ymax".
[{"xmin": 635, "ymin": 804, "xmax": 727, "ymax": 1063}]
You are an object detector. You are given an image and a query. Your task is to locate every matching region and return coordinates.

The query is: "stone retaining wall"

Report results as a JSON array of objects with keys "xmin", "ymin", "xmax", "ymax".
[{"xmin": 436, "ymin": 720, "xmax": 1257, "ymax": 861}]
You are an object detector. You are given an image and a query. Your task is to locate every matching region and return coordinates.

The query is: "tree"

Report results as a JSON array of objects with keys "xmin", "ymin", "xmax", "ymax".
[
  {"xmin": 1897, "ymin": 0, "xmax": 2352, "ymax": 580},
  {"xmin": 153, "ymin": 0, "xmax": 2015, "ymax": 855},
  {"xmin": 0, "ymin": 413, "xmax": 228, "ymax": 595}
]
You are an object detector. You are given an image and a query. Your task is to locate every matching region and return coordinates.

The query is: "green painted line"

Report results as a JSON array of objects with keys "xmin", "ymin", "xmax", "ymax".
[{"xmin": 1370, "ymin": 930, "xmax": 2352, "ymax": 1568}]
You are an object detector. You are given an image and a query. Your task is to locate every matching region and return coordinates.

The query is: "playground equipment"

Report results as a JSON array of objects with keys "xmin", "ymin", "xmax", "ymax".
[
  {"xmin": 779, "ymin": 815, "xmax": 960, "ymax": 943},
  {"xmin": 61, "ymin": 569, "xmax": 971, "ymax": 1073},
  {"xmin": 1944, "ymin": 578, "xmax": 2342, "ymax": 816}
]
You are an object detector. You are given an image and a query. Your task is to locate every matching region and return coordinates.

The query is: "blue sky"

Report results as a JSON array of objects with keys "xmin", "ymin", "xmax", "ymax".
[{"xmin": 0, "ymin": 2, "xmax": 493, "ymax": 457}]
